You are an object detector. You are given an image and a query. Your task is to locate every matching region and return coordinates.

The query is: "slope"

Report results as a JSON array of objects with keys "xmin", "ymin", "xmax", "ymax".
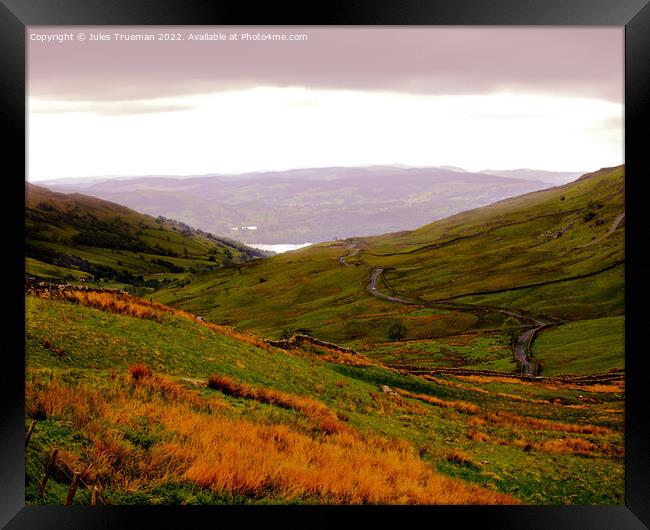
[
  {"xmin": 24, "ymin": 286, "xmax": 623, "ymax": 505},
  {"xmin": 26, "ymin": 183, "xmax": 265, "ymax": 291},
  {"xmin": 152, "ymin": 166, "xmax": 624, "ymax": 376}
]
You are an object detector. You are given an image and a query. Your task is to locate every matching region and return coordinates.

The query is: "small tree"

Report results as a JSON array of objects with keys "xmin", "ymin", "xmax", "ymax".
[{"xmin": 387, "ymin": 321, "xmax": 407, "ymax": 342}]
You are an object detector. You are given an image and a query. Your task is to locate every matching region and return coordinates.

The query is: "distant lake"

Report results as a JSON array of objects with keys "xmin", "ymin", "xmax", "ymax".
[{"xmin": 251, "ymin": 243, "xmax": 313, "ymax": 254}]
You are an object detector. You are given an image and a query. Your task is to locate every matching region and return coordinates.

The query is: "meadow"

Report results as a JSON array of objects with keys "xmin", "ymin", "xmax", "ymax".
[
  {"xmin": 153, "ymin": 166, "xmax": 625, "ymax": 378},
  {"xmin": 24, "ymin": 166, "xmax": 625, "ymax": 505},
  {"xmin": 25, "ymin": 289, "xmax": 624, "ymax": 505}
]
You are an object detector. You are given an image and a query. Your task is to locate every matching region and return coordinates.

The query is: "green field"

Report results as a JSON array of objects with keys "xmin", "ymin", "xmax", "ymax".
[
  {"xmin": 532, "ymin": 316, "xmax": 625, "ymax": 376},
  {"xmin": 25, "ymin": 293, "xmax": 624, "ymax": 505},
  {"xmin": 24, "ymin": 166, "xmax": 626, "ymax": 505},
  {"xmin": 152, "ymin": 166, "xmax": 625, "ymax": 376}
]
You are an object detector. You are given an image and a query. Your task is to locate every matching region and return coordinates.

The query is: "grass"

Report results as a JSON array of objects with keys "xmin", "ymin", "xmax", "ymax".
[
  {"xmin": 151, "ymin": 166, "xmax": 624, "ymax": 376},
  {"xmin": 25, "ymin": 290, "xmax": 625, "ymax": 505},
  {"xmin": 26, "ymin": 183, "xmax": 264, "ymax": 289},
  {"xmin": 532, "ymin": 316, "xmax": 625, "ymax": 375},
  {"xmin": 24, "ymin": 166, "xmax": 626, "ymax": 505},
  {"xmin": 26, "ymin": 367, "xmax": 518, "ymax": 505}
]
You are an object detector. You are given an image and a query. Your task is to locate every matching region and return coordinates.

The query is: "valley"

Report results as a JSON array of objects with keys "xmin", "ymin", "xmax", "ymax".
[{"xmin": 24, "ymin": 165, "xmax": 625, "ymax": 505}]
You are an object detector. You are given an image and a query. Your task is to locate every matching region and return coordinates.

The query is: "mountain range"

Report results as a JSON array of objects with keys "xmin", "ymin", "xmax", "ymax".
[{"xmin": 38, "ymin": 166, "xmax": 582, "ymax": 245}]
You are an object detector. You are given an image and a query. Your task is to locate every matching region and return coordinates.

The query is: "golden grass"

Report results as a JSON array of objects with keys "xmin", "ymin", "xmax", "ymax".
[
  {"xmin": 34, "ymin": 287, "xmax": 274, "ymax": 351},
  {"xmin": 391, "ymin": 387, "xmax": 480, "ymax": 414},
  {"xmin": 482, "ymin": 410, "xmax": 610, "ymax": 435},
  {"xmin": 26, "ymin": 369, "xmax": 518, "ymax": 505},
  {"xmin": 424, "ymin": 375, "xmax": 549, "ymax": 405},
  {"xmin": 368, "ymin": 391, "xmax": 428, "ymax": 416},
  {"xmin": 318, "ymin": 350, "xmax": 374, "ymax": 367},
  {"xmin": 458, "ymin": 375, "xmax": 535, "ymax": 386},
  {"xmin": 425, "ymin": 375, "xmax": 621, "ymax": 410},
  {"xmin": 207, "ymin": 373, "xmax": 344, "ymax": 434},
  {"xmin": 457, "ymin": 375, "xmax": 624, "ymax": 395},
  {"xmin": 571, "ymin": 383, "xmax": 624, "ymax": 394},
  {"xmin": 467, "ymin": 429, "xmax": 490, "ymax": 443},
  {"xmin": 445, "ymin": 449, "xmax": 479, "ymax": 467},
  {"xmin": 390, "ymin": 383, "xmax": 610, "ymax": 436},
  {"xmin": 513, "ymin": 437, "xmax": 623, "ymax": 457},
  {"xmin": 457, "ymin": 427, "xmax": 623, "ymax": 458}
]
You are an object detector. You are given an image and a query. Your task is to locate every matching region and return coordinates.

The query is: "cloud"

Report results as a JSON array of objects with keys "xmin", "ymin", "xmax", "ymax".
[
  {"xmin": 28, "ymin": 27, "xmax": 623, "ymax": 107},
  {"xmin": 28, "ymin": 87, "xmax": 623, "ymax": 180},
  {"xmin": 30, "ymin": 98, "xmax": 198, "ymax": 116}
]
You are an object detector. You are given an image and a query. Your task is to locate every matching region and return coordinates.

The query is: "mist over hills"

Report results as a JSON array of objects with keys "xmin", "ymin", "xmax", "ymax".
[
  {"xmin": 478, "ymin": 168, "xmax": 585, "ymax": 185},
  {"xmin": 41, "ymin": 166, "xmax": 566, "ymax": 245}
]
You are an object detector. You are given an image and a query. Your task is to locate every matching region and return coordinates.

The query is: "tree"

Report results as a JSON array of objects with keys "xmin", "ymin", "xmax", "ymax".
[{"xmin": 387, "ymin": 321, "xmax": 407, "ymax": 342}]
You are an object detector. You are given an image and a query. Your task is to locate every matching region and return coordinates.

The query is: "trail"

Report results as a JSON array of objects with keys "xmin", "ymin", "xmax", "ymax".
[
  {"xmin": 577, "ymin": 211, "xmax": 625, "ymax": 248},
  {"xmin": 368, "ymin": 268, "xmax": 422, "ymax": 305},
  {"xmin": 337, "ymin": 240, "xmax": 361, "ymax": 267},
  {"xmin": 365, "ymin": 266, "xmax": 548, "ymax": 376},
  {"xmin": 365, "ymin": 208, "xmax": 585, "ymax": 258}
]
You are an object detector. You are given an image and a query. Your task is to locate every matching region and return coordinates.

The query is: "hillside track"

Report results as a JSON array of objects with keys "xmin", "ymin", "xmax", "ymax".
[
  {"xmin": 364, "ymin": 267, "xmax": 548, "ymax": 377},
  {"xmin": 577, "ymin": 211, "xmax": 625, "ymax": 249},
  {"xmin": 364, "ymin": 208, "xmax": 585, "ymax": 258}
]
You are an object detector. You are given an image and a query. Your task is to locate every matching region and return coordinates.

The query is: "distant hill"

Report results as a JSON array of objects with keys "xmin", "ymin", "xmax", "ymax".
[
  {"xmin": 25, "ymin": 183, "xmax": 266, "ymax": 291},
  {"xmin": 479, "ymin": 168, "xmax": 585, "ymax": 186},
  {"xmin": 41, "ymin": 166, "xmax": 553, "ymax": 245}
]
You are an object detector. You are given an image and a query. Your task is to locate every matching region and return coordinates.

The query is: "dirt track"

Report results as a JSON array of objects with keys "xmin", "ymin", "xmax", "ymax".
[{"xmin": 365, "ymin": 267, "xmax": 547, "ymax": 376}]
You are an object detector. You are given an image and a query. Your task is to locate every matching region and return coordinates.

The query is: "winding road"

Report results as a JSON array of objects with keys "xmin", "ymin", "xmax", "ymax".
[
  {"xmin": 337, "ymin": 240, "xmax": 361, "ymax": 267},
  {"xmin": 578, "ymin": 211, "xmax": 625, "ymax": 248},
  {"xmin": 366, "ymin": 266, "xmax": 548, "ymax": 376},
  {"xmin": 343, "ymin": 210, "xmax": 624, "ymax": 376}
]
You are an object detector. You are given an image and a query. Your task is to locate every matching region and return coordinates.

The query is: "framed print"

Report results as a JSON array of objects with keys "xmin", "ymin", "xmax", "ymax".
[{"xmin": 2, "ymin": 0, "xmax": 649, "ymax": 528}]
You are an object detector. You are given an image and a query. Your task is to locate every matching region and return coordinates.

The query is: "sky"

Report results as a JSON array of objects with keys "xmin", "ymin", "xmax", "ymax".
[{"xmin": 27, "ymin": 26, "xmax": 624, "ymax": 181}]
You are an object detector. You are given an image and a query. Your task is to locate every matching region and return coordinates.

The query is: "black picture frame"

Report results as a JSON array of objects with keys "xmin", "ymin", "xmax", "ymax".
[{"xmin": 2, "ymin": 1, "xmax": 649, "ymax": 528}]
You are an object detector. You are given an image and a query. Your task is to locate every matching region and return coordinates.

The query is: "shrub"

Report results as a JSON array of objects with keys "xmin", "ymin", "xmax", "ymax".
[
  {"xmin": 387, "ymin": 321, "xmax": 407, "ymax": 342},
  {"xmin": 129, "ymin": 364, "xmax": 152, "ymax": 381},
  {"xmin": 445, "ymin": 449, "xmax": 477, "ymax": 467}
]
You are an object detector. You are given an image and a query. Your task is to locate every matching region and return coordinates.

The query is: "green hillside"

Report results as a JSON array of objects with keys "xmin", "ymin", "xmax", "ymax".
[
  {"xmin": 26, "ymin": 184, "xmax": 265, "ymax": 292},
  {"xmin": 153, "ymin": 166, "xmax": 624, "ymax": 376},
  {"xmin": 24, "ymin": 288, "xmax": 623, "ymax": 505}
]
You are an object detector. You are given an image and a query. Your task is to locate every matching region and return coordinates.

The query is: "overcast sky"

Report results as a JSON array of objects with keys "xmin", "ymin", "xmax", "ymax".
[{"xmin": 27, "ymin": 26, "xmax": 623, "ymax": 181}]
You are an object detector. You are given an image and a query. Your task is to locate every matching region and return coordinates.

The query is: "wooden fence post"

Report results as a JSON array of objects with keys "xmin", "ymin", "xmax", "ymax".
[
  {"xmin": 25, "ymin": 420, "xmax": 36, "ymax": 448},
  {"xmin": 91, "ymin": 485, "xmax": 98, "ymax": 505},
  {"xmin": 38, "ymin": 448, "xmax": 58, "ymax": 497},
  {"xmin": 65, "ymin": 472, "xmax": 80, "ymax": 505}
]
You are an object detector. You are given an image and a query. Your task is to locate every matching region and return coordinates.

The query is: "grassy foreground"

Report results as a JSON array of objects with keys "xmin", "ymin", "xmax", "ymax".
[{"xmin": 25, "ymin": 288, "xmax": 624, "ymax": 505}]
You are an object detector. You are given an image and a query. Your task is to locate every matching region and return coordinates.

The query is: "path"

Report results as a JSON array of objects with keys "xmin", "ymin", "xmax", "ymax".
[
  {"xmin": 366, "ymin": 267, "xmax": 548, "ymax": 376},
  {"xmin": 578, "ymin": 211, "xmax": 625, "ymax": 248},
  {"xmin": 337, "ymin": 240, "xmax": 361, "ymax": 267}
]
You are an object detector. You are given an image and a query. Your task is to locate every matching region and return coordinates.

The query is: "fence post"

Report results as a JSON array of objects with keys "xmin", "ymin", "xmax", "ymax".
[
  {"xmin": 91, "ymin": 485, "xmax": 98, "ymax": 505},
  {"xmin": 38, "ymin": 448, "xmax": 58, "ymax": 497},
  {"xmin": 65, "ymin": 472, "xmax": 80, "ymax": 505},
  {"xmin": 25, "ymin": 420, "xmax": 36, "ymax": 448}
]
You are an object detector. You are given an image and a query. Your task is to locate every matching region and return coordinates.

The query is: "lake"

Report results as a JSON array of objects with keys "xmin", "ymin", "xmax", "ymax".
[{"xmin": 251, "ymin": 243, "xmax": 313, "ymax": 254}]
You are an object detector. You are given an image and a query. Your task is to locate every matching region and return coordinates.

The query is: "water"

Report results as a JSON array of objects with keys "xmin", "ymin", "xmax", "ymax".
[{"xmin": 251, "ymin": 243, "xmax": 313, "ymax": 254}]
